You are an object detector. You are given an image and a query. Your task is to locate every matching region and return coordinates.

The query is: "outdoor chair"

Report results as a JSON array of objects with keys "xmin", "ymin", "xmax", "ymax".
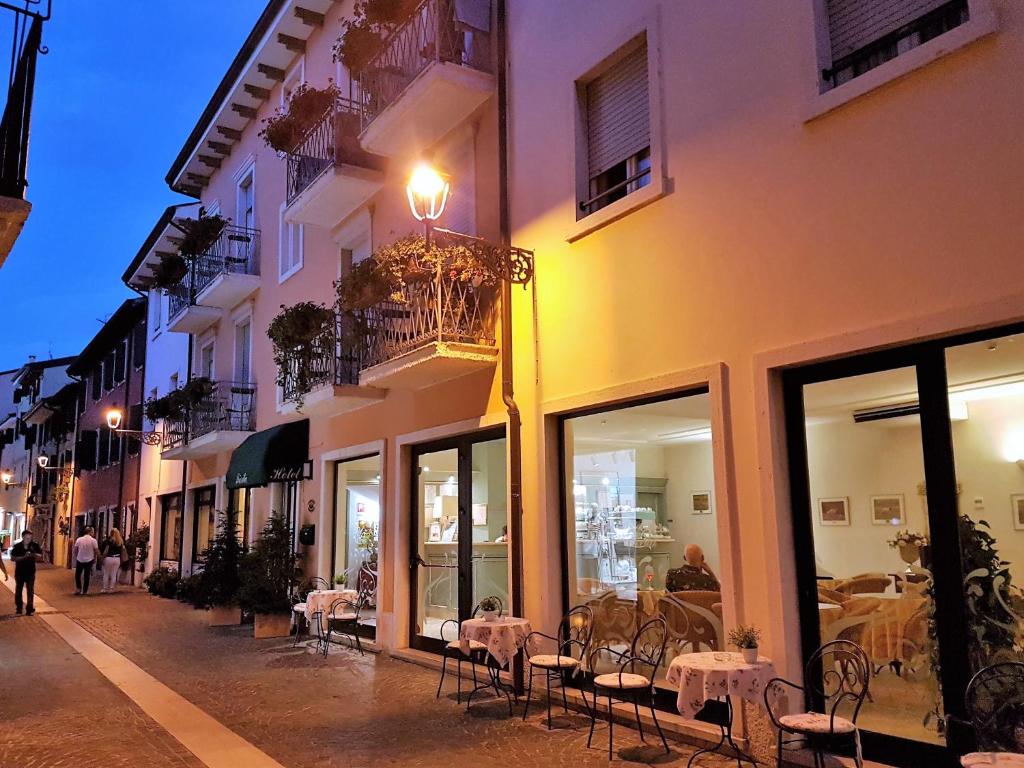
[
  {"xmin": 435, "ymin": 595, "xmax": 502, "ymax": 704},
  {"xmin": 522, "ymin": 605, "xmax": 593, "ymax": 728},
  {"xmin": 958, "ymin": 661, "xmax": 1024, "ymax": 766},
  {"xmin": 764, "ymin": 639, "xmax": 871, "ymax": 768},
  {"xmin": 324, "ymin": 586, "xmax": 373, "ymax": 656},
  {"xmin": 586, "ymin": 616, "xmax": 671, "ymax": 760},
  {"xmin": 291, "ymin": 576, "xmax": 330, "ymax": 647}
]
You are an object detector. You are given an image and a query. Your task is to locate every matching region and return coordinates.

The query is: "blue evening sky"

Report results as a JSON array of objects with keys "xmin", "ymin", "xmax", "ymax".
[{"xmin": 0, "ymin": 1, "xmax": 264, "ymax": 370}]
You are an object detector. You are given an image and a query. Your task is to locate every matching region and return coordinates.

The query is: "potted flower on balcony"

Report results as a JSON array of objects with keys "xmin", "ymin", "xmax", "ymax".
[
  {"xmin": 259, "ymin": 82, "xmax": 341, "ymax": 154},
  {"xmin": 267, "ymin": 302, "xmax": 336, "ymax": 408},
  {"xmin": 150, "ymin": 253, "xmax": 189, "ymax": 290},
  {"xmin": 175, "ymin": 214, "xmax": 229, "ymax": 258},
  {"xmin": 199, "ymin": 510, "xmax": 245, "ymax": 626},
  {"xmin": 239, "ymin": 512, "xmax": 299, "ymax": 638},
  {"xmin": 332, "ymin": 0, "xmax": 419, "ymax": 77}
]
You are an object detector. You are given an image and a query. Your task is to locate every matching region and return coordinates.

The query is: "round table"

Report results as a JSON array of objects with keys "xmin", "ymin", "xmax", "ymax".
[
  {"xmin": 666, "ymin": 651, "xmax": 776, "ymax": 766},
  {"xmin": 304, "ymin": 589, "xmax": 358, "ymax": 633},
  {"xmin": 459, "ymin": 616, "xmax": 533, "ymax": 713}
]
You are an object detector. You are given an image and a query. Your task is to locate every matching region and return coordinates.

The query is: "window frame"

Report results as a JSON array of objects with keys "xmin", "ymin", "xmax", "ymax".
[
  {"xmin": 234, "ymin": 157, "xmax": 256, "ymax": 232},
  {"xmin": 232, "ymin": 312, "xmax": 253, "ymax": 385},
  {"xmin": 159, "ymin": 492, "xmax": 183, "ymax": 563},
  {"xmin": 278, "ymin": 202, "xmax": 304, "ymax": 283},
  {"xmin": 567, "ymin": 16, "xmax": 668, "ymax": 243}
]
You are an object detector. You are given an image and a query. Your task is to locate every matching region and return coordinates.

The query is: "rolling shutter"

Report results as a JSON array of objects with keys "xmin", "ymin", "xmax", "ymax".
[
  {"xmin": 826, "ymin": 0, "xmax": 949, "ymax": 61},
  {"xmin": 439, "ymin": 139, "xmax": 476, "ymax": 236},
  {"xmin": 586, "ymin": 41, "xmax": 649, "ymax": 179},
  {"xmin": 76, "ymin": 430, "xmax": 97, "ymax": 473}
]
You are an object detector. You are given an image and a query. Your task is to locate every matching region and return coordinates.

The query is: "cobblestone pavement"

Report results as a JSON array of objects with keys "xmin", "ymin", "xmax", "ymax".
[{"xmin": 2, "ymin": 567, "xmax": 733, "ymax": 768}]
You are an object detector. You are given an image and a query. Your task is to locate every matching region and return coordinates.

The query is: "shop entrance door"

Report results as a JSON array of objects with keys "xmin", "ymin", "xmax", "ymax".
[{"xmin": 410, "ymin": 428, "xmax": 508, "ymax": 653}]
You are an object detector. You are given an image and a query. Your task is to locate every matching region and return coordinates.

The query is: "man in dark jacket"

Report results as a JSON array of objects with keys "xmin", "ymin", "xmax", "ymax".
[{"xmin": 10, "ymin": 529, "xmax": 42, "ymax": 615}]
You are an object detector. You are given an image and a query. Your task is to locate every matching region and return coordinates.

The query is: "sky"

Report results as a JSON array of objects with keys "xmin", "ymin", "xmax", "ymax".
[{"xmin": 0, "ymin": 1, "xmax": 266, "ymax": 370}]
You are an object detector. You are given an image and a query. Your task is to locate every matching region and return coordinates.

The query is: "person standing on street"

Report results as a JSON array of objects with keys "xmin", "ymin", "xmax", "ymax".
[
  {"xmin": 10, "ymin": 529, "xmax": 42, "ymax": 615},
  {"xmin": 72, "ymin": 526, "xmax": 100, "ymax": 595},
  {"xmin": 99, "ymin": 528, "xmax": 124, "ymax": 593}
]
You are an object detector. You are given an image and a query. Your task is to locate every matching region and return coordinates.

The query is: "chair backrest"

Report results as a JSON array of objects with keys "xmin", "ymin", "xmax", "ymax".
[
  {"xmin": 964, "ymin": 661, "xmax": 1024, "ymax": 752},
  {"xmin": 805, "ymin": 640, "xmax": 871, "ymax": 724},
  {"xmin": 471, "ymin": 595, "xmax": 503, "ymax": 618},
  {"xmin": 329, "ymin": 595, "xmax": 360, "ymax": 622},
  {"xmin": 586, "ymin": 591, "xmax": 639, "ymax": 650},
  {"xmin": 834, "ymin": 575, "xmax": 891, "ymax": 595},
  {"xmin": 629, "ymin": 617, "xmax": 669, "ymax": 678},
  {"xmin": 658, "ymin": 593, "xmax": 723, "ymax": 654},
  {"xmin": 557, "ymin": 605, "xmax": 594, "ymax": 661}
]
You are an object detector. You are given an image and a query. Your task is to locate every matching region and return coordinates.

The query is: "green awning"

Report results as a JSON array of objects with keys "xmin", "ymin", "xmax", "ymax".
[{"xmin": 226, "ymin": 419, "xmax": 309, "ymax": 490}]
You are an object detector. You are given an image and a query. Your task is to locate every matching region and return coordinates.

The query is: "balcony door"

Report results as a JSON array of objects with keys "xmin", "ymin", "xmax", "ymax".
[
  {"xmin": 784, "ymin": 325, "xmax": 1024, "ymax": 767},
  {"xmin": 409, "ymin": 428, "xmax": 508, "ymax": 653}
]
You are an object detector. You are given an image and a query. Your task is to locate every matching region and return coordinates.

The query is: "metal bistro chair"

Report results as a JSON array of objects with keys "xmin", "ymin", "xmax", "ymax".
[
  {"xmin": 764, "ymin": 639, "xmax": 871, "ymax": 768},
  {"xmin": 587, "ymin": 616, "xmax": 671, "ymax": 760},
  {"xmin": 291, "ymin": 577, "xmax": 331, "ymax": 647},
  {"xmin": 523, "ymin": 605, "xmax": 594, "ymax": 728},
  {"xmin": 959, "ymin": 661, "xmax": 1024, "ymax": 766},
  {"xmin": 435, "ymin": 595, "xmax": 503, "ymax": 704},
  {"xmin": 323, "ymin": 587, "xmax": 372, "ymax": 657}
]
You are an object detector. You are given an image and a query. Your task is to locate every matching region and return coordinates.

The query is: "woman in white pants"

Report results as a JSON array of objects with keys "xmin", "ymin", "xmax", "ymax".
[{"xmin": 99, "ymin": 528, "xmax": 125, "ymax": 593}]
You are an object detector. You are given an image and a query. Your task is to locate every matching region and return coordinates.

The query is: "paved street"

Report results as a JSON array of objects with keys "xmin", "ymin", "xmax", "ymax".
[{"xmin": 0, "ymin": 566, "xmax": 730, "ymax": 768}]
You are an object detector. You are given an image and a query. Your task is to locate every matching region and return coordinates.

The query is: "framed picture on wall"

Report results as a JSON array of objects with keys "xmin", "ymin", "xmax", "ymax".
[
  {"xmin": 691, "ymin": 491, "xmax": 712, "ymax": 515},
  {"xmin": 1012, "ymin": 494, "xmax": 1024, "ymax": 531},
  {"xmin": 870, "ymin": 495, "xmax": 905, "ymax": 526},
  {"xmin": 818, "ymin": 497, "xmax": 850, "ymax": 526}
]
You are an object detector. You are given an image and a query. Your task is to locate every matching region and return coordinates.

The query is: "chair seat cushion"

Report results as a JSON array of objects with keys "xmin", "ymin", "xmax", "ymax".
[
  {"xmin": 962, "ymin": 754, "xmax": 1024, "ymax": 767},
  {"xmin": 292, "ymin": 603, "xmax": 307, "ymax": 613},
  {"xmin": 778, "ymin": 712, "xmax": 856, "ymax": 734},
  {"xmin": 528, "ymin": 654, "xmax": 581, "ymax": 669},
  {"xmin": 447, "ymin": 639, "xmax": 487, "ymax": 652},
  {"xmin": 329, "ymin": 612, "xmax": 357, "ymax": 622},
  {"xmin": 593, "ymin": 672, "xmax": 650, "ymax": 689}
]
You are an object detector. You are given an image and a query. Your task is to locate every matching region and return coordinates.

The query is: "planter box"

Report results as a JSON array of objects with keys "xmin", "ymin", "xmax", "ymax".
[
  {"xmin": 253, "ymin": 612, "xmax": 292, "ymax": 639},
  {"xmin": 207, "ymin": 606, "xmax": 240, "ymax": 626}
]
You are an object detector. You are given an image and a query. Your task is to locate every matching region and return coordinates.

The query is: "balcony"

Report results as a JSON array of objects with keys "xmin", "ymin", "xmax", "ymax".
[
  {"xmin": 356, "ymin": 0, "xmax": 494, "ymax": 157},
  {"xmin": 167, "ymin": 225, "xmax": 261, "ymax": 334},
  {"xmin": 161, "ymin": 381, "xmax": 256, "ymax": 460},
  {"xmin": 277, "ymin": 314, "xmax": 386, "ymax": 417},
  {"xmin": 284, "ymin": 98, "xmax": 386, "ymax": 229}
]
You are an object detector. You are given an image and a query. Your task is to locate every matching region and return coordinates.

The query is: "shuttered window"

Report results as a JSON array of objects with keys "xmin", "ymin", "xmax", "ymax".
[
  {"xmin": 76, "ymin": 430, "xmax": 97, "ymax": 473},
  {"xmin": 113, "ymin": 340, "xmax": 127, "ymax": 384},
  {"xmin": 97, "ymin": 427, "xmax": 110, "ymax": 467},
  {"xmin": 103, "ymin": 353, "xmax": 115, "ymax": 391},
  {"xmin": 581, "ymin": 39, "xmax": 651, "ymax": 216},
  {"xmin": 440, "ymin": 138, "xmax": 476, "ymax": 236},
  {"xmin": 824, "ymin": 0, "xmax": 969, "ymax": 87},
  {"xmin": 132, "ymin": 322, "xmax": 146, "ymax": 369}
]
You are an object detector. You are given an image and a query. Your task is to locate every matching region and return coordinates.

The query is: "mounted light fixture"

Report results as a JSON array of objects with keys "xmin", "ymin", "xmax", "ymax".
[
  {"xmin": 105, "ymin": 406, "xmax": 162, "ymax": 446},
  {"xmin": 1, "ymin": 469, "xmax": 12, "ymax": 486},
  {"xmin": 106, "ymin": 408, "xmax": 123, "ymax": 431},
  {"xmin": 406, "ymin": 163, "xmax": 450, "ymax": 249},
  {"xmin": 36, "ymin": 455, "xmax": 47, "ymax": 469}
]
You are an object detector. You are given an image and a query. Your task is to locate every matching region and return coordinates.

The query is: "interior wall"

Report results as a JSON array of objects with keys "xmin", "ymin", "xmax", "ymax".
[{"xmin": 662, "ymin": 441, "xmax": 720, "ymax": 573}]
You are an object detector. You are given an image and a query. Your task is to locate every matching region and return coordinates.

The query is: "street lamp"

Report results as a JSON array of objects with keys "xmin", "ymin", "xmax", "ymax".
[
  {"xmin": 406, "ymin": 163, "xmax": 449, "ymax": 247},
  {"xmin": 105, "ymin": 407, "xmax": 162, "ymax": 446},
  {"xmin": 1, "ymin": 469, "xmax": 11, "ymax": 486}
]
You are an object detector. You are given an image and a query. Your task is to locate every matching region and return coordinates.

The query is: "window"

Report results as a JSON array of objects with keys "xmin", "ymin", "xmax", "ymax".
[
  {"xmin": 109, "ymin": 428, "xmax": 121, "ymax": 465},
  {"xmin": 278, "ymin": 204, "xmax": 303, "ymax": 281},
  {"xmin": 822, "ymin": 0, "xmax": 970, "ymax": 90},
  {"xmin": 91, "ymin": 364, "xmax": 102, "ymax": 400},
  {"xmin": 234, "ymin": 318, "xmax": 251, "ymax": 383},
  {"xmin": 229, "ymin": 487, "xmax": 250, "ymax": 545},
  {"xmin": 126, "ymin": 404, "xmax": 143, "ymax": 456},
  {"xmin": 333, "ymin": 454, "xmax": 381, "ymax": 641},
  {"xmin": 113, "ymin": 340, "xmax": 127, "ymax": 384},
  {"xmin": 76, "ymin": 430, "xmax": 97, "ymax": 472},
  {"xmin": 132, "ymin": 322, "xmax": 146, "ymax": 369},
  {"xmin": 169, "ymin": 372, "xmax": 179, "ymax": 393},
  {"xmin": 199, "ymin": 341, "xmax": 215, "ymax": 379},
  {"xmin": 439, "ymin": 138, "xmax": 476, "ymax": 236},
  {"xmin": 150, "ymin": 290, "xmax": 161, "ymax": 337},
  {"xmin": 191, "ymin": 486, "xmax": 216, "ymax": 563},
  {"xmin": 159, "ymin": 493, "xmax": 182, "ymax": 562},
  {"xmin": 103, "ymin": 352, "xmax": 115, "ymax": 391},
  {"xmin": 578, "ymin": 37, "xmax": 651, "ymax": 218},
  {"xmin": 237, "ymin": 167, "xmax": 255, "ymax": 231},
  {"xmin": 560, "ymin": 390, "xmax": 719, "ymax": 697}
]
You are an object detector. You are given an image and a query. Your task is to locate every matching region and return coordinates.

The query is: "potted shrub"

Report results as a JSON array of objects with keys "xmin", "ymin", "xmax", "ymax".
[
  {"xmin": 144, "ymin": 566, "xmax": 180, "ymax": 599},
  {"xmin": 267, "ymin": 302, "xmax": 335, "ymax": 408},
  {"xmin": 728, "ymin": 624, "xmax": 762, "ymax": 664},
  {"xmin": 125, "ymin": 524, "xmax": 149, "ymax": 580},
  {"xmin": 259, "ymin": 82, "xmax": 340, "ymax": 153},
  {"xmin": 332, "ymin": 0, "xmax": 419, "ymax": 77},
  {"xmin": 200, "ymin": 510, "xmax": 245, "ymax": 626},
  {"xmin": 479, "ymin": 595, "xmax": 500, "ymax": 622},
  {"xmin": 334, "ymin": 573, "xmax": 347, "ymax": 587},
  {"xmin": 175, "ymin": 214, "xmax": 229, "ymax": 257},
  {"xmin": 239, "ymin": 512, "xmax": 298, "ymax": 638},
  {"xmin": 150, "ymin": 254, "xmax": 189, "ymax": 290}
]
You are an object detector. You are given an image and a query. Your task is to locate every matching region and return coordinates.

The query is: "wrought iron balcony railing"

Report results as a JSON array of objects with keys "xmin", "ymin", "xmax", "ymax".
[
  {"xmin": 161, "ymin": 380, "xmax": 256, "ymax": 451},
  {"xmin": 279, "ymin": 314, "xmax": 363, "ymax": 404},
  {"xmin": 0, "ymin": 8, "xmax": 47, "ymax": 200},
  {"xmin": 286, "ymin": 97, "xmax": 384, "ymax": 205},
  {"xmin": 355, "ymin": 0, "xmax": 492, "ymax": 130},
  {"xmin": 167, "ymin": 225, "xmax": 261, "ymax": 318}
]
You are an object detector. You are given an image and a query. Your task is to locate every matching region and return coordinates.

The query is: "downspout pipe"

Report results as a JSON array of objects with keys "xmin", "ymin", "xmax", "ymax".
[{"xmin": 496, "ymin": 0, "xmax": 525, "ymax": 692}]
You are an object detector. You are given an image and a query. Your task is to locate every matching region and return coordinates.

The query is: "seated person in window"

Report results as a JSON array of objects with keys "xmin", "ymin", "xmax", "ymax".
[{"xmin": 665, "ymin": 543, "xmax": 720, "ymax": 593}]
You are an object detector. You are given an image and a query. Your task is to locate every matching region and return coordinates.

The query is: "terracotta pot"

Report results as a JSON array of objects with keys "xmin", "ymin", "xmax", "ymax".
[
  {"xmin": 254, "ymin": 612, "xmax": 293, "ymax": 639},
  {"xmin": 207, "ymin": 606, "xmax": 240, "ymax": 627}
]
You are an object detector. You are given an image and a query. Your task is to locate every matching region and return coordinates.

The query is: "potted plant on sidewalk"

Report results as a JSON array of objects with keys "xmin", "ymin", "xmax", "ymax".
[
  {"xmin": 200, "ymin": 509, "xmax": 245, "ymax": 626},
  {"xmin": 239, "ymin": 512, "xmax": 298, "ymax": 638}
]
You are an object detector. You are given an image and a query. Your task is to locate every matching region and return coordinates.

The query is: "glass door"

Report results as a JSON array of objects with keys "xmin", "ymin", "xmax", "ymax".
[{"xmin": 410, "ymin": 428, "xmax": 506, "ymax": 653}]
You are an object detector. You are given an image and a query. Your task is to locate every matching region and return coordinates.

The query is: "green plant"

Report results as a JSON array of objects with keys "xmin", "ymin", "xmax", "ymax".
[
  {"xmin": 959, "ymin": 514, "xmax": 1018, "ymax": 666},
  {"xmin": 144, "ymin": 378, "xmax": 215, "ymax": 423},
  {"xmin": 727, "ymin": 624, "xmax": 761, "ymax": 649},
  {"xmin": 144, "ymin": 566, "xmax": 180, "ymax": 599},
  {"xmin": 479, "ymin": 596, "xmax": 500, "ymax": 613},
  {"xmin": 267, "ymin": 302, "xmax": 336, "ymax": 408},
  {"xmin": 334, "ymin": 573, "xmax": 347, "ymax": 586},
  {"xmin": 259, "ymin": 82, "xmax": 340, "ymax": 153},
  {"xmin": 238, "ymin": 512, "xmax": 298, "ymax": 615},
  {"xmin": 357, "ymin": 520, "xmax": 378, "ymax": 566},
  {"xmin": 150, "ymin": 254, "xmax": 188, "ymax": 289},
  {"xmin": 126, "ymin": 525, "xmax": 149, "ymax": 573},
  {"xmin": 176, "ymin": 214, "xmax": 229, "ymax": 257},
  {"xmin": 197, "ymin": 509, "xmax": 245, "ymax": 609},
  {"xmin": 175, "ymin": 574, "xmax": 207, "ymax": 608},
  {"xmin": 332, "ymin": 0, "xmax": 419, "ymax": 75}
]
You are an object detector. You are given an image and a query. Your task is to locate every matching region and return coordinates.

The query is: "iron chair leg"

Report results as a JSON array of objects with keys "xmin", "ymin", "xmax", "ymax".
[
  {"xmin": 522, "ymin": 666, "xmax": 534, "ymax": 721},
  {"xmin": 437, "ymin": 654, "xmax": 448, "ymax": 699},
  {"xmin": 633, "ymin": 698, "xmax": 645, "ymax": 742},
  {"xmin": 546, "ymin": 669, "xmax": 552, "ymax": 728},
  {"xmin": 560, "ymin": 671, "xmax": 570, "ymax": 714},
  {"xmin": 456, "ymin": 656, "xmax": 463, "ymax": 704},
  {"xmin": 586, "ymin": 688, "xmax": 598, "ymax": 748},
  {"xmin": 608, "ymin": 694, "xmax": 614, "ymax": 760},
  {"xmin": 649, "ymin": 700, "xmax": 670, "ymax": 755}
]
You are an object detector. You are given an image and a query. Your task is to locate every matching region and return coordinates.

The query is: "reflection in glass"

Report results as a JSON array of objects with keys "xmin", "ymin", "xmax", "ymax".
[
  {"xmin": 333, "ymin": 454, "xmax": 381, "ymax": 641},
  {"xmin": 415, "ymin": 448, "xmax": 459, "ymax": 641}
]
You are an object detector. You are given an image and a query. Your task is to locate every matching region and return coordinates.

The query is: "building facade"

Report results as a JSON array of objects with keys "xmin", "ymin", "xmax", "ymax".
[{"xmin": 142, "ymin": 1, "xmax": 1024, "ymax": 765}]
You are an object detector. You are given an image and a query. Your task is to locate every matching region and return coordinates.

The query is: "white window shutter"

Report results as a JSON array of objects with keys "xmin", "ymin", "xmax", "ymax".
[
  {"xmin": 826, "ymin": 0, "xmax": 949, "ymax": 61},
  {"xmin": 586, "ymin": 41, "xmax": 650, "ymax": 178},
  {"xmin": 440, "ymin": 139, "xmax": 476, "ymax": 236}
]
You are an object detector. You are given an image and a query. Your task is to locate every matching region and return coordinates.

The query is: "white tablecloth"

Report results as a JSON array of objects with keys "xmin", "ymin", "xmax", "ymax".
[
  {"xmin": 666, "ymin": 651, "xmax": 776, "ymax": 720},
  {"xmin": 304, "ymin": 589, "xmax": 358, "ymax": 632},
  {"xmin": 459, "ymin": 617, "xmax": 532, "ymax": 668}
]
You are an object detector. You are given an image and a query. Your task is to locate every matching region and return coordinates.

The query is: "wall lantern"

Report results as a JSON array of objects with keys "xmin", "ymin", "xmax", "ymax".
[
  {"xmin": 406, "ymin": 163, "xmax": 449, "ymax": 248},
  {"xmin": 106, "ymin": 406, "xmax": 161, "ymax": 446},
  {"xmin": 106, "ymin": 408, "xmax": 123, "ymax": 431},
  {"xmin": 36, "ymin": 455, "xmax": 48, "ymax": 469},
  {"xmin": 1, "ymin": 469, "xmax": 11, "ymax": 486}
]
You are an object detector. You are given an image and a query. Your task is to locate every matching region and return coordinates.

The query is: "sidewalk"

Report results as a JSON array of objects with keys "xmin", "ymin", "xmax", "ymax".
[{"xmin": 6, "ymin": 566, "xmax": 723, "ymax": 768}]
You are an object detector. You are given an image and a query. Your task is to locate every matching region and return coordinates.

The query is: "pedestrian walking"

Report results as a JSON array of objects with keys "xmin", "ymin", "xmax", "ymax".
[
  {"xmin": 0, "ymin": 551, "xmax": 8, "ymax": 582},
  {"xmin": 9, "ymin": 529, "xmax": 42, "ymax": 615},
  {"xmin": 72, "ymin": 526, "xmax": 100, "ymax": 595},
  {"xmin": 99, "ymin": 528, "xmax": 125, "ymax": 593}
]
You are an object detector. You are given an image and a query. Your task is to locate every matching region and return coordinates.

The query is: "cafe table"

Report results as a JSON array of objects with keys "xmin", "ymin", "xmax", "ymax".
[
  {"xmin": 459, "ymin": 616, "xmax": 533, "ymax": 713},
  {"xmin": 303, "ymin": 589, "xmax": 358, "ymax": 635},
  {"xmin": 666, "ymin": 651, "xmax": 776, "ymax": 767}
]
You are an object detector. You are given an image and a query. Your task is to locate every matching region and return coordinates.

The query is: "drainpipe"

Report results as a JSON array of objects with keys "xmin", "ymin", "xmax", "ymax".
[
  {"xmin": 178, "ymin": 334, "xmax": 193, "ymax": 576},
  {"xmin": 127, "ymin": 287, "xmax": 148, "ymax": 582},
  {"xmin": 495, "ymin": 0, "xmax": 525, "ymax": 692}
]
